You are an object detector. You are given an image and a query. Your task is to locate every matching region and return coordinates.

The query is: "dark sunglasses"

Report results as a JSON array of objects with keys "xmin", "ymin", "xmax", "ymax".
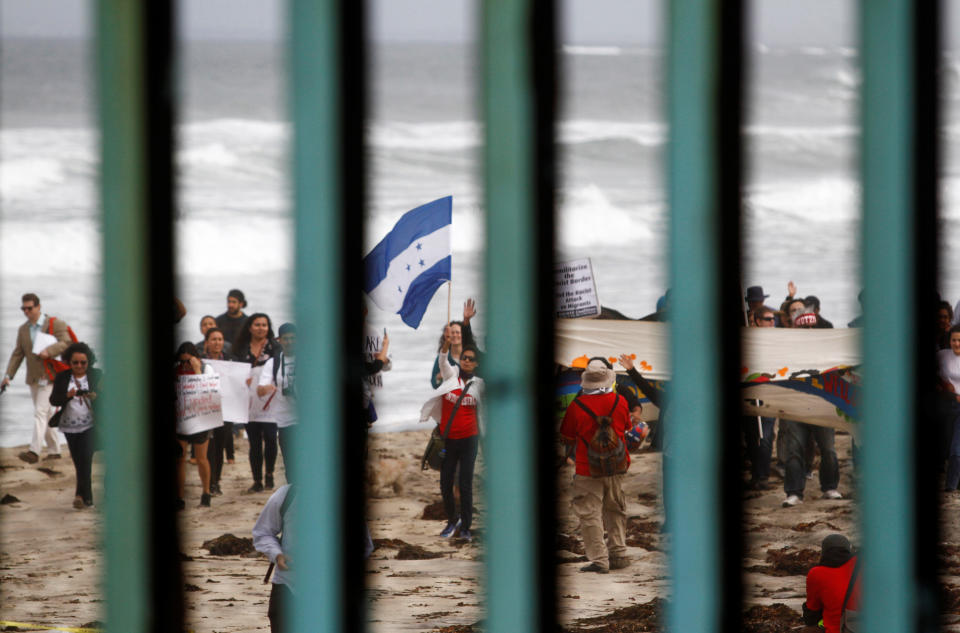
[
  {"xmin": 759, "ymin": 316, "xmax": 775, "ymax": 322},
  {"xmin": 20, "ymin": 305, "xmax": 36, "ymax": 312},
  {"xmin": 461, "ymin": 355, "xmax": 477, "ymax": 362}
]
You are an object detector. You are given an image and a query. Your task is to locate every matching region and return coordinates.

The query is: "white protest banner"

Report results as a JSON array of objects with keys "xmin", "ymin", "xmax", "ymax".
[
  {"xmin": 176, "ymin": 374, "xmax": 224, "ymax": 435},
  {"xmin": 205, "ymin": 359, "xmax": 253, "ymax": 423},
  {"xmin": 248, "ymin": 365, "xmax": 273, "ymax": 421},
  {"xmin": 362, "ymin": 324, "xmax": 388, "ymax": 390},
  {"xmin": 555, "ymin": 258, "xmax": 601, "ymax": 319}
]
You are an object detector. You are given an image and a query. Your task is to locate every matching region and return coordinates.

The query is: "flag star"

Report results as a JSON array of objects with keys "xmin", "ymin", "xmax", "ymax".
[
  {"xmin": 416, "ymin": 242, "xmax": 422, "ymax": 251},
  {"xmin": 406, "ymin": 264, "xmax": 411, "ymax": 271},
  {"xmin": 398, "ymin": 285, "xmax": 403, "ymax": 293},
  {"xmin": 419, "ymin": 259, "xmax": 425, "ymax": 267}
]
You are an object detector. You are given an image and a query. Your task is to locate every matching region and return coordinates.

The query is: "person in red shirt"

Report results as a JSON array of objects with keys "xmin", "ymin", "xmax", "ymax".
[
  {"xmin": 560, "ymin": 358, "xmax": 632, "ymax": 573},
  {"xmin": 420, "ymin": 331, "xmax": 484, "ymax": 541},
  {"xmin": 803, "ymin": 534, "xmax": 860, "ymax": 633}
]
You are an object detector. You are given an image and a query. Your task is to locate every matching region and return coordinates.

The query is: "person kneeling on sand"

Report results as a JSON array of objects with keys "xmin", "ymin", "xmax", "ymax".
[
  {"xmin": 802, "ymin": 534, "xmax": 860, "ymax": 633},
  {"xmin": 560, "ymin": 358, "xmax": 632, "ymax": 573}
]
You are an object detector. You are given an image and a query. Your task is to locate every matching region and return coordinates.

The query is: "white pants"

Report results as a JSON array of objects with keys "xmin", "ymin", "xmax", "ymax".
[{"xmin": 29, "ymin": 382, "xmax": 60, "ymax": 456}]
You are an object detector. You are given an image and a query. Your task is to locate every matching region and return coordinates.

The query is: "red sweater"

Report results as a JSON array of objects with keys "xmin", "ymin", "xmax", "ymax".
[
  {"xmin": 806, "ymin": 557, "xmax": 860, "ymax": 633},
  {"xmin": 559, "ymin": 392, "xmax": 631, "ymax": 477},
  {"xmin": 439, "ymin": 379, "xmax": 479, "ymax": 439}
]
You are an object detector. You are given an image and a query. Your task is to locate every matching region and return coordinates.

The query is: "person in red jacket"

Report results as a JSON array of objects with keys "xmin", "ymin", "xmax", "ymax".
[
  {"xmin": 803, "ymin": 534, "xmax": 860, "ymax": 633},
  {"xmin": 560, "ymin": 358, "xmax": 632, "ymax": 573}
]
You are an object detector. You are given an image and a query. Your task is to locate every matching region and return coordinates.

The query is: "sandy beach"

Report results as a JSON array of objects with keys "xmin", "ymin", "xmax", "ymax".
[{"xmin": 2, "ymin": 428, "xmax": 960, "ymax": 632}]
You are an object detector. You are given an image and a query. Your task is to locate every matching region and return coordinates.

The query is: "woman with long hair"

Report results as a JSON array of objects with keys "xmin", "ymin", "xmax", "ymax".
[
  {"xmin": 233, "ymin": 313, "xmax": 280, "ymax": 493},
  {"xmin": 49, "ymin": 342, "xmax": 101, "ymax": 509},
  {"xmin": 201, "ymin": 327, "xmax": 231, "ymax": 495},
  {"xmin": 175, "ymin": 342, "xmax": 214, "ymax": 508}
]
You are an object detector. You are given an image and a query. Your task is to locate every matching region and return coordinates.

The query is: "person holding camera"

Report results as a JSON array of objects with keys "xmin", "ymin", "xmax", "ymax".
[
  {"xmin": 258, "ymin": 323, "xmax": 297, "ymax": 481},
  {"xmin": 49, "ymin": 342, "xmax": 101, "ymax": 509}
]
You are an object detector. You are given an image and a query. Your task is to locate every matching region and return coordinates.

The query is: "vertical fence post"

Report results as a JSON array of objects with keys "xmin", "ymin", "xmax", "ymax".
[
  {"xmin": 482, "ymin": 0, "xmax": 555, "ymax": 631},
  {"xmin": 666, "ymin": 0, "xmax": 743, "ymax": 631},
  {"xmin": 289, "ymin": 0, "xmax": 368, "ymax": 630},
  {"xmin": 98, "ymin": 1, "xmax": 181, "ymax": 631},
  {"xmin": 860, "ymin": 0, "xmax": 938, "ymax": 630}
]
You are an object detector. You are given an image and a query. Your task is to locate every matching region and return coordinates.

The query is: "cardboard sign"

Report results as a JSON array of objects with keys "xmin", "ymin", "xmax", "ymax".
[
  {"xmin": 555, "ymin": 258, "xmax": 601, "ymax": 319},
  {"xmin": 176, "ymin": 374, "xmax": 224, "ymax": 435},
  {"xmin": 204, "ymin": 359, "xmax": 253, "ymax": 423}
]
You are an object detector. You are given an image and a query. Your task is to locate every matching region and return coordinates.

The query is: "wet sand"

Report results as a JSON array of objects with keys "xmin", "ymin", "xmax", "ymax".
[{"xmin": 2, "ymin": 429, "xmax": 960, "ymax": 632}]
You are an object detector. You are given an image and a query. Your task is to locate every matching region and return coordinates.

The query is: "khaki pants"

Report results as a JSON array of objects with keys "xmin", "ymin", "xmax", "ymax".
[
  {"xmin": 29, "ymin": 382, "xmax": 60, "ymax": 456},
  {"xmin": 570, "ymin": 474, "xmax": 627, "ymax": 569}
]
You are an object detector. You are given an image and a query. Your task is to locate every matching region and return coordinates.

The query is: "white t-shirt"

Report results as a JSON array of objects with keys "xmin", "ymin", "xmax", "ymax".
[
  {"xmin": 60, "ymin": 374, "xmax": 94, "ymax": 433},
  {"xmin": 258, "ymin": 354, "xmax": 297, "ymax": 427},
  {"xmin": 939, "ymin": 348, "xmax": 960, "ymax": 393}
]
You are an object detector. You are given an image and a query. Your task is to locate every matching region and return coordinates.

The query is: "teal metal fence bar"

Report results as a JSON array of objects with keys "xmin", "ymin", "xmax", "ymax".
[
  {"xmin": 288, "ymin": 0, "xmax": 346, "ymax": 631},
  {"xmin": 482, "ymin": 0, "xmax": 543, "ymax": 631},
  {"xmin": 666, "ymin": 0, "xmax": 737, "ymax": 630},
  {"xmin": 860, "ymin": 0, "xmax": 917, "ymax": 631},
  {"xmin": 97, "ymin": 3, "xmax": 152, "ymax": 631}
]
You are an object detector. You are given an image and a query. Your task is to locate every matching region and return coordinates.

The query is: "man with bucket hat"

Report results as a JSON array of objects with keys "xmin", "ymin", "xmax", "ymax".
[{"xmin": 560, "ymin": 358, "xmax": 632, "ymax": 573}]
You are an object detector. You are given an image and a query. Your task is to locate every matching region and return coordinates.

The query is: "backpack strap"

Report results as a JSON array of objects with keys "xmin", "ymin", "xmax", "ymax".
[
  {"xmin": 440, "ymin": 380, "xmax": 473, "ymax": 440},
  {"xmin": 572, "ymin": 394, "xmax": 620, "ymax": 423},
  {"xmin": 272, "ymin": 353, "xmax": 284, "ymax": 385}
]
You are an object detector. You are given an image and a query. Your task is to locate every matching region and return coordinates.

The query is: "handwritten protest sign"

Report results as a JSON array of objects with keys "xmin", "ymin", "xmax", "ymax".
[
  {"xmin": 555, "ymin": 258, "xmax": 601, "ymax": 319},
  {"xmin": 175, "ymin": 374, "xmax": 223, "ymax": 435},
  {"xmin": 205, "ymin": 359, "xmax": 253, "ymax": 423}
]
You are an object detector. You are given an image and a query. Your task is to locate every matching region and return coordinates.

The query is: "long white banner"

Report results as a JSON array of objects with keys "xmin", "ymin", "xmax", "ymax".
[{"xmin": 204, "ymin": 359, "xmax": 253, "ymax": 423}]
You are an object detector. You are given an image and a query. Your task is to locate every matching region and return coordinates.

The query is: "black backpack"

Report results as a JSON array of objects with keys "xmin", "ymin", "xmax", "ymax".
[{"xmin": 573, "ymin": 395, "xmax": 628, "ymax": 477}]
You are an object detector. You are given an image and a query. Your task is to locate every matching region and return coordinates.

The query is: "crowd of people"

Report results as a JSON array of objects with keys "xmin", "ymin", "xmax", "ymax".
[{"xmin": 0, "ymin": 285, "xmax": 934, "ymax": 633}]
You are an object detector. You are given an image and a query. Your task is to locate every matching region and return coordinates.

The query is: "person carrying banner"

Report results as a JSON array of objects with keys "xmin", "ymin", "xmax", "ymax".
[
  {"xmin": 234, "ymin": 313, "xmax": 280, "ymax": 493},
  {"xmin": 2, "ymin": 293, "xmax": 74, "ymax": 464},
  {"xmin": 201, "ymin": 327, "xmax": 232, "ymax": 495},
  {"xmin": 49, "ymin": 342, "xmax": 101, "ymax": 509},
  {"xmin": 560, "ymin": 358, "xmax": 632, "ymax": 573},
  {"xmin": 258, "ymin": 323, "xmax": 297, "ymax": 480},
  {"xmin": 175, "ymin": 342, "xmax": 215, "ymax": 508},
  {"xmin": 420, "ymin": 330, "xmax": 484, "ymax": 541}
]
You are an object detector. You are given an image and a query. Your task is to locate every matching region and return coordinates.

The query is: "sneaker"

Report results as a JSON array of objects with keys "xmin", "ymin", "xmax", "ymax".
[
  {"xmin": 73, "ymin": 495, "xmax": 84, "ymax": 509},
  {"xmin": 458, "ymin": 529, "xmax": 473, "ymax": 542},
  {"xmin": 247, "ymin": 482, "xmax": 264, "ymax": 493},
  {"xmin": 18, "ymin": 450, "xmax": 39, "ymax": 464},
  {"xmin": 200, "ymin": 493, "xmax": 211, "ymax": 507},
  {"xmin": 210, "ymin": 484, "xmax": 222, "ymax": 497},
  {"xmin": 822, "ymin": 489, "xmax": 843, "ymax": 500},
  {"xmin": 782, "ymin": 495, "xmax": 802, "ymax": 507},
  {"xmin": 609, "ymin": 556, "xmax": 631, "ymax": 570},
  {"xmin": 579, "ymin": 562, "xmax": 609, "ymax": 574},
  {"xmin": 43, "ymin": 453, "xmax": 62, "ymax": 461},
  {"xmin": 265, "ymin": 474, "xmax": 274, "ymax": 490},
  {"xmin": 440, "ymin": 519, "xmax": 461, "ymax": 538}
]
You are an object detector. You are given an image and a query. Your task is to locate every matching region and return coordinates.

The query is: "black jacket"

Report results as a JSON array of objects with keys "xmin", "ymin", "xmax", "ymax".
[{"xmin": 50, "ymin": 368, "xmax": 103, "ymax": 407}]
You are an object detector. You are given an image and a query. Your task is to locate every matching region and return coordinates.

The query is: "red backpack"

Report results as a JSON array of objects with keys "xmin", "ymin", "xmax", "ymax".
[{"xmin": 42, "ymin": 317, "xmax": 79, "ymax": 380}]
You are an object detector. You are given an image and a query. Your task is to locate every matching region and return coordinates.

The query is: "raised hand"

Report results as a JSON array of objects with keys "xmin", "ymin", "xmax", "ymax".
[
  {"xmin": 618, "ymin": 354, "xmax": 634, "ymax": 371},
  {"xmin": 463, "ymin": 298, "xmax": 477, "ymax": 323}
]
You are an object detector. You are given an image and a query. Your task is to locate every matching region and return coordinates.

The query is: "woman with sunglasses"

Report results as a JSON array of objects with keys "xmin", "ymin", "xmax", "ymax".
[
  {"xmin": 49, "ymin": 342, "xmax": 102, "ymax": 509},
  {"xmin": 421, "ymin": 328, "xmax": 484, "ymax": 541}
]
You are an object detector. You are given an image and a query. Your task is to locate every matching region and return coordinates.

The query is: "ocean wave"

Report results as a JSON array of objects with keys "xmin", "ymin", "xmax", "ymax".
[
  {"xmin": 558, "ymin": 184, "xmax": 658, "ymax": 247},
  {"xmin": 563, "ymin": 45, "xmax": 623, "ymax": 56},
  {"xmin": 746, "ymin": 178, "xmax": 860, "ymax": 224}
]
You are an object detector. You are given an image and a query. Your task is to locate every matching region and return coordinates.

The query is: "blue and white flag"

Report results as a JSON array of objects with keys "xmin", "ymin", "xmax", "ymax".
[{"xmin": 363, "ymin": 196, "xmax": 452, "ymax": 328}]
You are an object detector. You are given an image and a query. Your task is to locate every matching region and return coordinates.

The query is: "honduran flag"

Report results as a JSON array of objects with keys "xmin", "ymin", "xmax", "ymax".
[{"xmin": 363, "ymin": 196, "xmax": 452, "ymax": 328}]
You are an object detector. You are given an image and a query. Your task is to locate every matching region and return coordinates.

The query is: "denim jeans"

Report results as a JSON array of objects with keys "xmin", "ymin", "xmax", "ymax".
[
  {"xmin": 780, "ymin": 419, "xmax": 838, "ymax": 498},
  {"xmin": 440, "ymin": 434, "xmax": 479, "ymax": 531}
]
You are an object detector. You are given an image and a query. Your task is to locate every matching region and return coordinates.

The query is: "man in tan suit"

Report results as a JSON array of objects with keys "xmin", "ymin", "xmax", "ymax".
[{"xmin": 2, "ymin": 293, "xmax": 73, "ymax": 463}]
